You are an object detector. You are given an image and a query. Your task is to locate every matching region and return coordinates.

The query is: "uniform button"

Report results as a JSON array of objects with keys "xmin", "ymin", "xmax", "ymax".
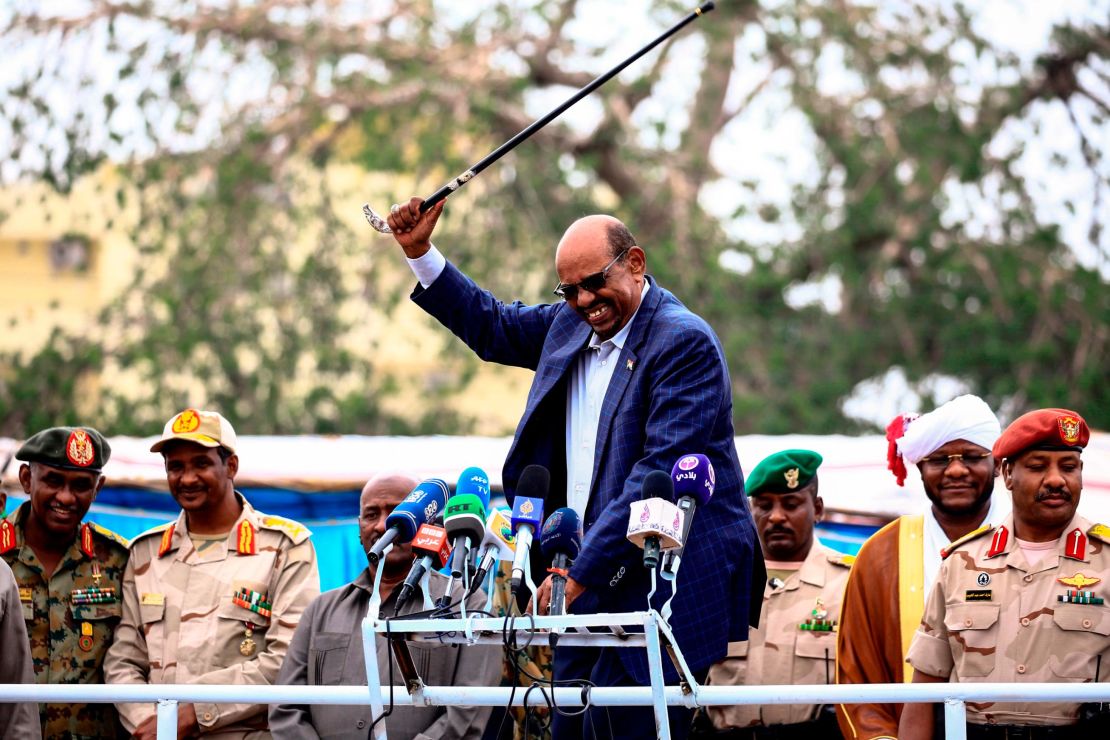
[
  {"xmin": 1017, "ymin": 665, "xmax": 1026, "ymax": 674},
  {"xmin": 964, "ymin": 618, "xmax": 973, "ymax": 627},
  {"xmin": 1020, "ymin": 618, "xmax": 1030, "ymax": 627},
  {"xmin": 357, "ymin": 720, "xmax": 366, "ymax": 728},
  {"xmin": 1023, "ymin": 574, "xmax": 1033, "ymax": 583},
  {"xmin": 203, "ymin": 712, "xmax": 213, "ymax": 721},
  {"xmin": 1083, "ymin": 619, "xmax": 1093, "ymax": 629}
]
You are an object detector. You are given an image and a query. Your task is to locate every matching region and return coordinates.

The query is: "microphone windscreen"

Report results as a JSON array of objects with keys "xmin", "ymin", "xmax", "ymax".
[
  {"xmin": 670, "ymin": 453, "xmax": 715, "ymax": 505},
  {"xmin": 411, "ymin": 524, "xmax": 451, "ymax": 567},
  {"xmin": 456, "ymin": 466, "xmax": 491, "ymax": 512},
  {"xmin": 385, "ymin": 478, "xmax": 450, "ymax": 541},
  {"xmin": 540, "ymin": 507, "xmax": 582, "ymax": 560},
  {"xmin": 642, "ymin": 469, "xmax": 674, "ymax": 501},
  {"xmin": 481, "ymin": 507, "xmax": 516, "ymax": 559},
  {"xmin": 516, "ymin": 464, "xmax": 550, "ymax": 500},
  {"xmin": 444, "ymin": 493, "xmax": 488, "ymax": 541}
]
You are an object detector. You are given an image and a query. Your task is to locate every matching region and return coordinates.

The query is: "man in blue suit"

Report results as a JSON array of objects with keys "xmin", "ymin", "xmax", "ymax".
[{"xmin": 387, "ymin": 197, "xmax": 762, "ymax": 739}]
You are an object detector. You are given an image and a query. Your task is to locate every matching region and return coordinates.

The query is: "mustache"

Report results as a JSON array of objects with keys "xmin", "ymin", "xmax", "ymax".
[
  {"xmin": 764, "ymin": 526, "xmax": 794, "ymax": 537},
  {"xmin": 1035, "ymin": 489, "xmax": 1071, "ymax": 502}
]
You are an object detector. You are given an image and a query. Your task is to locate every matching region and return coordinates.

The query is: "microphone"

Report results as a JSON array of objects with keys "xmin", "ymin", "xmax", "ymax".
[
  {"xmin": 662, "ymin": 454, "xmax": 716, "ymax": 580},
  {"xmin": 394, "ymin": 523, "xmax": 451, "ymax": 615},
  {"xmin": 540, "ymin": 508, "xmax": 582, "ymax": 616},
  {"xmin": 467, "ymin": 507, "xmax": 515, "ymax": 596},
  {"xmin": 443, "ymin": 493, "xmax": 487, "ymax": 579},
  {"xmin": 456, "ymin": 466, "xmax": 491, "ymax": 512},
  {"xmin": 367, "ymin": 478, "xmax": 450, "ymax": 565},
  {"xmin": 626, "ymin": 470, "xmax": 683, "ymax": 569},
  {"xmin": 509, "ymin": 464, "xmax": 549, "ymax": 597}
]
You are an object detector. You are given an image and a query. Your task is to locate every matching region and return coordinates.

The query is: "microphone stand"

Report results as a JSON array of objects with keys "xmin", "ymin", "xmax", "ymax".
[
  {"xmin": 367, "ymin": 542, "xmax": 393, "ymax": 622},
  {"xmin": 482, "ymin": 562, "xmax": 497, "ymax": 614}
]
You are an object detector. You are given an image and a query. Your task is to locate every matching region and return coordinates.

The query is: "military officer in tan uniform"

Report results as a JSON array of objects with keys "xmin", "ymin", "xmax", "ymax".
[
  {"xmin": 902, "ymin": 408, "xmax": 1107, "ymax": 739},
  {"xmin": 104, "ymin": 409, "xmax": 320, "ymax": 739},
  {"xmin": 1, "ymin": 426, "xmax": 129, "ymax": 740},
  {"xmin": 701, "ymin": 449, "xmax": 852, "ymax": 738}
]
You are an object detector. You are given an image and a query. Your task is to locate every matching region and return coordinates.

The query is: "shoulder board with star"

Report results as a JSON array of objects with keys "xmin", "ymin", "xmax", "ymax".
[
  {"xmin": 1088, "ymin": 524, "xmax": 1110, "ymax": 545},
  {"xmin": 941, "ymin": 524, "xmax": 995, "ymax": 559},
  {"xmin": 129, "ymin": 521, "xmax": 174, "ymax": 548},
  {"xmin": 828, "ymin": 552, "xmax": 855, "ymax": 568},
  {"xmin": 90, "ymin": 522, "xmax": 130, "ymax": 549},
  {"xmin": 258, "ymin": 515, "xmax": 312, "ymax": 545}
]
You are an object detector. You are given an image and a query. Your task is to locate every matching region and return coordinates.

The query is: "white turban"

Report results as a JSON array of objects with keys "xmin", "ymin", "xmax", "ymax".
[{"xmin": 897, "ymin": 394, "xmax": 1001, "ymax": 465}]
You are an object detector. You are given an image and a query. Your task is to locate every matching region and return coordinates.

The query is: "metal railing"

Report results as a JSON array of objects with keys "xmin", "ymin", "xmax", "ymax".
[{"xmin": 2, "ymin": 681, "xmax": 1109, "ymax": 740}]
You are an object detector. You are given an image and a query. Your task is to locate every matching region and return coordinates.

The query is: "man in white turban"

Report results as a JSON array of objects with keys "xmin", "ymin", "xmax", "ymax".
[{"xmin": 835, "ymin": 394, "xmax": 1010, "ymax": 739}]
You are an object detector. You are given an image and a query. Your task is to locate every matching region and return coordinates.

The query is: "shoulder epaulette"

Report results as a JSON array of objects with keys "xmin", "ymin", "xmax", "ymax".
[
  {"xmin": 831, "ymin": 553, "xmax": 855, "ymax": 568},
  {"xmin": 258, "ymin": 514, "xmax": 312, "ymax": 545},
  {"xmin": 1088, "ymin": 524, "xmax": 1110, "ymax": 544},
  {"xmin": 941, "ymin": 524, "xmax": 995, "ymax": 559},
  {"xmin": 130, "ymin": 521, "xmax": 174, "ymax": 548},
  {"xmin": 90, "ymin": 522, "xmax": 129, "ymax": 549}
]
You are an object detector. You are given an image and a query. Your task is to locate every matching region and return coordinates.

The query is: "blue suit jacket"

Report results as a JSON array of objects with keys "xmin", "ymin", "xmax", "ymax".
[{"xmin": 413, "ymin": 263, "xmax": 761, "ymax": 683}]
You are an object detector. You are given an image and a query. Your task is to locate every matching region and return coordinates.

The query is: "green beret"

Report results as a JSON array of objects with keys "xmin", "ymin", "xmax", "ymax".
[
  {"xmin": 16, "ymin": 427, "xmax": 111, "ymax": 474},
  {"xmin": 746, "ymin": 449, "xmax": 822, "ymax": 497}
]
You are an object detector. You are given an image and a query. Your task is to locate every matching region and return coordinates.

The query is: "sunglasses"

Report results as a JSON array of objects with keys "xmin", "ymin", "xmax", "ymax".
[{"xmin": 553, "ymin": 249, "xmax": 629, "ymax": 301}]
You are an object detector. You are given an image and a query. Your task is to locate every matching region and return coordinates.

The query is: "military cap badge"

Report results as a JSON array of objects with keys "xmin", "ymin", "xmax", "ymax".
[
  {"xmin": 66, "ymin": 429, "xmax": 96, "ymax": 468},
  {"xmin": 784, "ymin": 468, "xmax": 800, "ymax": 489},
  {"xmin": 171, "ymin": 409, "xmax": 202, "ymax": 433},
  {"xmin": 1058, "ymin": 415, "xmax": 1081, "ymax": 444}
]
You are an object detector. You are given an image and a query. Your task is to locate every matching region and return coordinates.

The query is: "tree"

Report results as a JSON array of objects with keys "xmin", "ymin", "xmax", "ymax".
[{"xmin": 0, "ymin": 0, "xmax": 1106, "ymax": 435}]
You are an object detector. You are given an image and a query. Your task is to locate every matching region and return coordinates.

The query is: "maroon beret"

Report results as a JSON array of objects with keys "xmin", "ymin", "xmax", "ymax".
[{"xmin": 993, "ymin": 408, "xmax": 1089, "ymax": 461}]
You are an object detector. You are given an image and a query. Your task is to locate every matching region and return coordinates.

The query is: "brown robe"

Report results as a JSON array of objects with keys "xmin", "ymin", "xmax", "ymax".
[{"xmin": 836, "ymin": 516, "xmax": 922, "ymax": 739}]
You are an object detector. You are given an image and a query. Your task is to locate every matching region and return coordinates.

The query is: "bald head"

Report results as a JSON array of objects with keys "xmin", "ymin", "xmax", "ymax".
[
  {"xmin": 554, "ymin": 215, "xmax": 646, "ymax": 341},
  {"xmin": 360, "ymin": 473, "xmax": 417, "ymax": 509},
  {"xmin": 556, "ymin": 215, "xmax": 629, "ymax": 262},
  {"xmin": 359, "ymin": 473, "xmax": 419, "ymax": 574}
]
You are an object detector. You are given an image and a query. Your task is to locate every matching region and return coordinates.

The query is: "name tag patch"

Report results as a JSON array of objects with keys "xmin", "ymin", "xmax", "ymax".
[{"xmin": 965, "ymin": 589, "xmax": 992, "ymax": 602}]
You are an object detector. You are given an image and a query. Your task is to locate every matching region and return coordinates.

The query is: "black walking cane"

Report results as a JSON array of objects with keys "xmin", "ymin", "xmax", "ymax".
[{"xmin": 363, "ymin": 1, "xmax": 716, "ymax": 232}]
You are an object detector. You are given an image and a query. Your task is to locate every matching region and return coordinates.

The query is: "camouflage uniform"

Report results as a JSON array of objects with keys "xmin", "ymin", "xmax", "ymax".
[
  {"xmin": 103, "ymin": 493, "xmax": 319, "ymax": 738},
  {"xmin": 907, "ymin": 513, "xmax": 1110, "ymax": 726},
  {"xmin": 704, "ymin": 541, "xmax": 852, "ymax": 729},
  {"xmin": 0, "ymin": 501, "xmax": 128, "ymax": 740}
]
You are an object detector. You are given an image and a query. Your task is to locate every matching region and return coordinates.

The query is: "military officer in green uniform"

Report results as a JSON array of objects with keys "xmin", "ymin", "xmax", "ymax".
[{"xmin": 0, "ymin": 426, "xmax": 129, "ymax": 740}]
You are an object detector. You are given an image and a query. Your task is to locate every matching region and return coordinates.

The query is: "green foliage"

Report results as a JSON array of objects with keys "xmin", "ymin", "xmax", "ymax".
[{"xmin": 0, "ymin": 0, "xmax": 1106, "ymax": 437}]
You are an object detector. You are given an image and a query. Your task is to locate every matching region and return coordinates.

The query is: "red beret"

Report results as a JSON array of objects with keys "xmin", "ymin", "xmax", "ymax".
[{"xmin": 993, "ymin": 408, "xmax": 1089, "ymax": 460}]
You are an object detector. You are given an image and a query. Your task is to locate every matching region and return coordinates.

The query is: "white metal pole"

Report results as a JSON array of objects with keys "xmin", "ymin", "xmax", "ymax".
[
  {"xmin": 643, "ymin": 611, "xmax": 673, "ymax": 740},
  {"xmin": 944, "ymin": 698, "xmax": 967, "ymax": 740},
  {"xmin": 156, "ymin": 699, "xmax": 178, "ymax": 740}
]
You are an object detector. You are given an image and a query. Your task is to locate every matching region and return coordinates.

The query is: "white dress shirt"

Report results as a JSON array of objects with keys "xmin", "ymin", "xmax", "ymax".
[
  {"xmin": 564, "ymin": 280, "xmax": 649, "ymax": 516},
  {"xmin": 406, "ymin": 245, "xmax": 650, "ymax": 518}
]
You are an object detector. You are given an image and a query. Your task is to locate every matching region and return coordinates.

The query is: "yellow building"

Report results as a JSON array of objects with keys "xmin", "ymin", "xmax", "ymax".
[{"xmin": 0, "ymin": 165, "xmax": 532, "ymax": 434}]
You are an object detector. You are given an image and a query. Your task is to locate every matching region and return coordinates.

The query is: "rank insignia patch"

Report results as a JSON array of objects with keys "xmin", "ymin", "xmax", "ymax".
[{"xmin": 1064, "ymin": 528, "xmax": 1087, "ymax": 561}]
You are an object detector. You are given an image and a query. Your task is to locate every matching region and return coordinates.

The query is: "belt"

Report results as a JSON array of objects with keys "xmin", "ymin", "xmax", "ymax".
[
  {"xmin": 965, "ymin": 723, "xmax": 1081, "ymax": 740},
  {"xmin": 715, "ymin": 714, "xmax": 840, "ymax": 740}
]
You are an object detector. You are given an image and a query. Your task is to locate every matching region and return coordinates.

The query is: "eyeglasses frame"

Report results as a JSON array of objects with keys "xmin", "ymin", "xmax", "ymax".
[{"xmin": 552, "ymin": 249, "xmax": 630, "ymax": 300}]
